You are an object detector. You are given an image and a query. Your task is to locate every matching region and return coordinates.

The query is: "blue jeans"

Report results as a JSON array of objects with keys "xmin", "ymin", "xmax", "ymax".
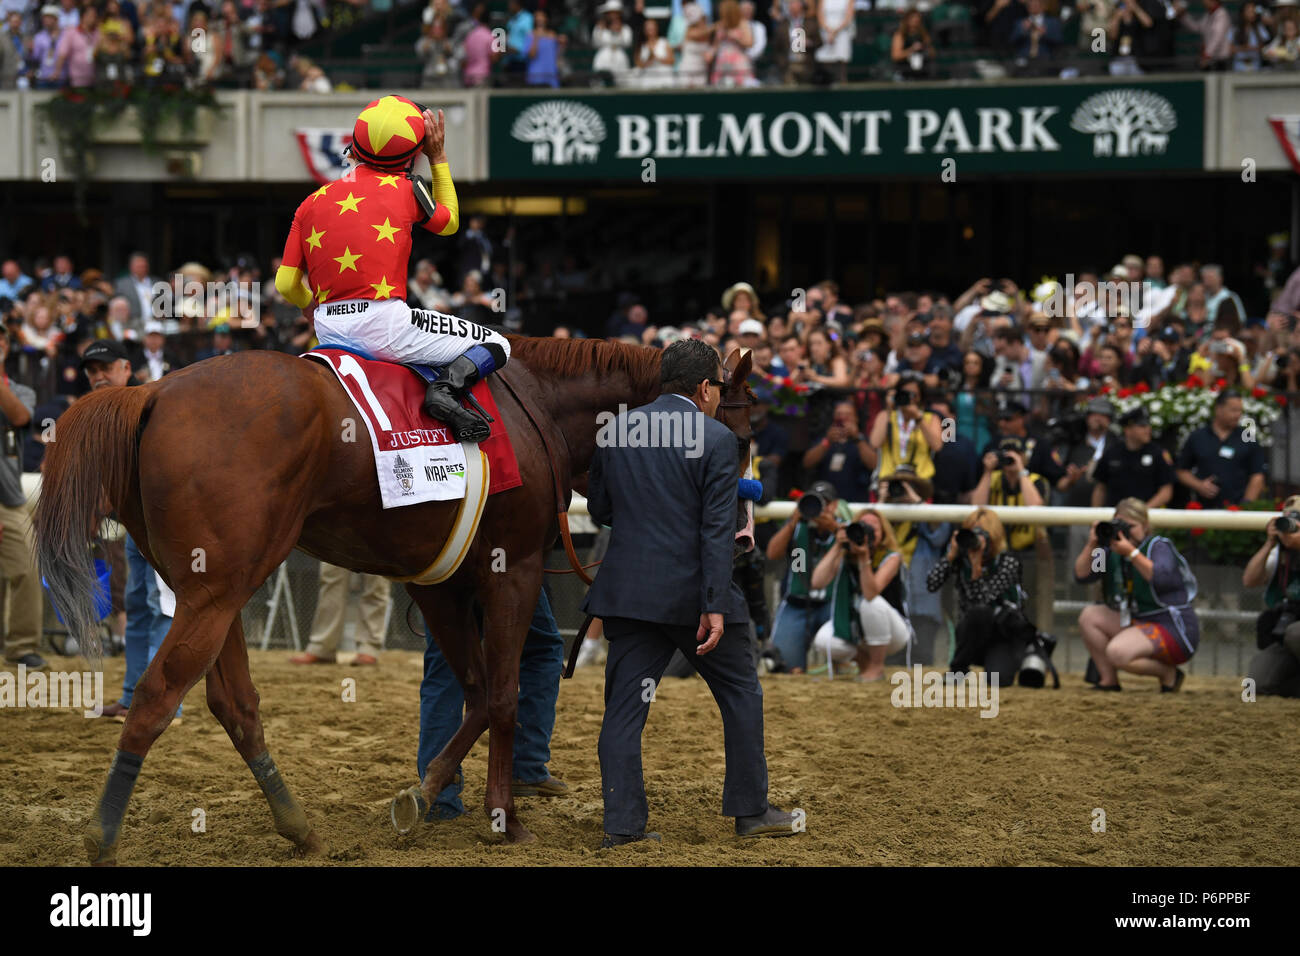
[
  {"xmin": 416, "ymin": 589, "xmax": 563, "ymax": 818},
  {"xmin": 122, "ymin": 534, "xmax": 179, "ymax": 715},
  {"xmin": 769, "ymin": 599, "xmax": 831, "ymax": 672}
]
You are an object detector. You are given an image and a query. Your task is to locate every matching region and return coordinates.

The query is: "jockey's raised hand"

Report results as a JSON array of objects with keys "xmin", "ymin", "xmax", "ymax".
[{"xmin": 422, "ymin": 108, "xmax": 446, "ymax": 165}]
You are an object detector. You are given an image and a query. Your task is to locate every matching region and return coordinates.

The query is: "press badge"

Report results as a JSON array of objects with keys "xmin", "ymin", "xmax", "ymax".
[
  {"xmin": 1141, "ymin": 454, "xmax": 1153, "ymax": 466},
  {"xmin": 1219, "ymin": 446, "xmax": 1235, "ymax": 459},
  {"xmin": 829, "ymin": 452, "xmax": 846, "ymax": 472},
  {"xmin": 1119, "ymin": 599, "xmax": 1132, "ymax": 628}
]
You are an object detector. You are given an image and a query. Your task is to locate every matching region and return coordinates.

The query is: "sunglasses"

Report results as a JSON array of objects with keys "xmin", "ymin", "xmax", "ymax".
[{"xmin": 707, "ymin": 378, "xmax": 724, "ymax": 388}]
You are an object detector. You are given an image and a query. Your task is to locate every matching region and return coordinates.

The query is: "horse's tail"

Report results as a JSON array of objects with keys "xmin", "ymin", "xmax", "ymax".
[{"xmin": 34, "ymin": 386, "xmax": 153, "ymax": 666}]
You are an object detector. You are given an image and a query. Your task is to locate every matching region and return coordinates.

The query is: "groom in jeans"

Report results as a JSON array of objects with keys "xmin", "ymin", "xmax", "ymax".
[{"xmin": 409, "ymin": 586, "xmax": 567, "ymax": 822}]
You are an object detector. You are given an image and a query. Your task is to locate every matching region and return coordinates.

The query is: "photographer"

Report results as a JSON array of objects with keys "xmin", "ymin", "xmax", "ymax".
[
  {"xmin": 868, "ymin": 373, "xmax": 941, "ymax": 487},
  {"xmin": 1075, "ymin": 498, "xmax": 1198, "ymax": 692},
  {"xmin": 808, "ymin": 508, "xmax": 910, "ymax": 682},
  {"xmin": 926, "ymin": 508, "xmax": 1034, "ymax": 685},
  {"xmin": 765, "ymin": 480, "xmax": 850, "ymax": 673},
  {"xmin": 1243, "ymin": 496, "xmax": 1300, "ymax": 698},
  {"xmin": 802, "ymin": 400, "xmax": 876, "ymax": 503}
]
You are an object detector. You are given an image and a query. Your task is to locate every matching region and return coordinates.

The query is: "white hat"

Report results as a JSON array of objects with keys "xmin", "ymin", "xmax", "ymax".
[
  {"xmin": 738, "ymin": 318, "xmax": 764, "ymax": 336},
  {"xmin": 40, "ymin": 4, "xmax": 60, "ymax": 17},
  {"xmin": 144, "ymin": 320, "xmax": 165, "ymax": 335},
  {"xmin": 596, "ymin": 0, "xmax": 624, "ymax": 14},
  {"xmin": 979, "ymin": 291, "xmax": 1013, "ymax": 314},
  {"xmin": 683, "ymin": 1, "xmax": 705, "ymax": 23}
]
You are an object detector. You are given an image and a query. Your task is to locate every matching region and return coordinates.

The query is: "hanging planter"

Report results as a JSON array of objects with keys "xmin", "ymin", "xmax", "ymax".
[{"xmin": 35, "ymin": 84, "xmax": 224, "ymax": 221}]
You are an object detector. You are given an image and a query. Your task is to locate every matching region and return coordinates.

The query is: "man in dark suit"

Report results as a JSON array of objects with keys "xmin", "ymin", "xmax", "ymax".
[{"xmin": 583, "ymin": 339, "xmax": 799, "ymax": 848}]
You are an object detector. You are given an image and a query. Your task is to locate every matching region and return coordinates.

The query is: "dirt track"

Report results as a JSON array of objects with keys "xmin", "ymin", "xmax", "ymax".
[{"xmin": 1, "ymin": 650, "xmax": 1297, "ymax": 866}]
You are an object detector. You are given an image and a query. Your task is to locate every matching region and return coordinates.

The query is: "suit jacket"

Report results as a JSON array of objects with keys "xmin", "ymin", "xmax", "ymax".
[{"xmin": 582, "ymin": 392, "xmax": 747, "ymax": 627}]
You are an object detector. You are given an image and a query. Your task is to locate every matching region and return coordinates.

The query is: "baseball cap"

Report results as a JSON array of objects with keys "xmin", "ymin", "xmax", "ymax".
[
  {"xmin": 807, "ymin": 480, "xmax": 838, "ymax": 502},
  {"xmin": 1085, "ymin": 397, "xmax": 1115, "ymax": 418},
  {"xmin": 998, "ymin": 436, "xmax": 1026, "ymax": 454},
  {"xmin": 737, "ymin": 318, "xmax": 764, "ymax": 336},
  {"xmin": 996, "ymin": 400, "xmax": 1028, "ymax": 419},
  {"xmin": 906, "ymin": 331, "xmax": 929, "ymax": 347},
  {"xmin": 1119, "ymin": 406, "xmax": 1150, "ymax": 427},
  {"xmin": 80, "ymin": 339, "xmax": 130, "ymax": 366},
  {"xmin": 1158, "ymin": 325, "xmax": 1181, "ymax": 343}
]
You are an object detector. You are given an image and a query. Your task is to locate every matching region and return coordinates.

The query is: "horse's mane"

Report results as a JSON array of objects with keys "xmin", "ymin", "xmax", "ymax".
[{"xmin": 506, "ymin": 335, "xmax": 662, "ymax": 394}]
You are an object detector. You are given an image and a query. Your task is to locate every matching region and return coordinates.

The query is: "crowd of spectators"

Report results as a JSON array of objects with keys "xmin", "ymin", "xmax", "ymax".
[{"xmin": 6, "ymin": 0, "xmax": 1298, "ymax": 91}]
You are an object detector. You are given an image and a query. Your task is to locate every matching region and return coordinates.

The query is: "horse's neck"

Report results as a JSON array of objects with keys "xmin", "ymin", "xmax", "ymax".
[{"xmin": 558, "ymin": 373, "xmax": 662, "ymax": 478}]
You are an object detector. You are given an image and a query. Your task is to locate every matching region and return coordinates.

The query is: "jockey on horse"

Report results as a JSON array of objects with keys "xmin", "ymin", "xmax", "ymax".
[{"xmin": 273, "ymin": 93, "xmax": 508, "ymax": 443}]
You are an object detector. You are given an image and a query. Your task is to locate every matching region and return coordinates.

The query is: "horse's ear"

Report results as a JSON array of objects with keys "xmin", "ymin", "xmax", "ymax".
[{"xmin": 726, "ymin": 347, "xmax": 752, "ymax": 385}]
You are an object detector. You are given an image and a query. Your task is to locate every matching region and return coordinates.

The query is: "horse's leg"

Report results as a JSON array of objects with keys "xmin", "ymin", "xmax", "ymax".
[
  {"xmin": 84, "ymin": 600, "xmax": 233, "ymax": 865},
  {"xmin": 205, "ymin": 615, "xmax": 322, "ymax": 855},
  {"xmin": 405, "ymin": 584, "xmax": 490, "ymax": 806},
  {"xmin": 480, "ymin": 557, "xmax": 541, "ymax": 844}
]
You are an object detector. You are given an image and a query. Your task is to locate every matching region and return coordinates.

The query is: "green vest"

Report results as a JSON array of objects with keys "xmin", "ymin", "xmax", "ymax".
[
  {"xmin": 1265, "ymin": 547, "xmax": 1300, "ymax": 608},
  {"xmin": 830, "ymin": 550, "xmax": 901, "ymax": 643},
  {"xmin": 1104, "ymin": 536, "xmax": 1195, "ymax": 617}
]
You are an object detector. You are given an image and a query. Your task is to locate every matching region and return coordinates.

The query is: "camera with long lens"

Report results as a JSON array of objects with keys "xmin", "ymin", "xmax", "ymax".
[
  {"xmin": 997, "ymin": 452, "xmax": 1015, "ymax": 468},
  {"xmin": 1047, "ymin": 411, "xmax": 1088, "ymax": 447},
  {"xmin": 843, "ymin": 522, "xmax": 873, "ymax": 549},
  {"xmin": 954, "ymin": 527, "xmax": 985, "ymax": 555},
  {"xmin": 797, "ymin": 492, "xmax": 827, "ymax": 520},
  {"xmin": 1276, "ymin": 513, "xmax": 1299, "ymax": 535},
  {"xmin": 1272, "ymin": 603, "xmax": 1300, "ymax": 641},
  {"xmin": 1094, "ymin": 518, "xmax": 1131, "ymax": 547}
]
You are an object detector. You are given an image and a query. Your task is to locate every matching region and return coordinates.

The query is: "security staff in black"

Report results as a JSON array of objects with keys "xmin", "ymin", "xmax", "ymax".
[
  {"xmin": 981, "ymin": 399, "xmax": 1065, "ymax": 487},
  {"xmin": 1090, "ymin": 406, "xmax": 1175, "ymax": 509}
]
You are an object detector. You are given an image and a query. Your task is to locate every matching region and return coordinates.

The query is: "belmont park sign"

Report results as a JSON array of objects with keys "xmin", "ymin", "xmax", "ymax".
[{"xmin": 488, "ymin": 80, "xmax": 1204, "ymax": 180}]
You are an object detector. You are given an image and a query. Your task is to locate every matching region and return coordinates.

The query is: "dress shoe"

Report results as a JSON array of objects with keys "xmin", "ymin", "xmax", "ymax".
[
  {"xmin": 512, "ymin": 774, "xmax": 569, "ymax": 797},
  {"xmin": 99, "ymin": 700, "xmax": 130, "ymax": 722},
  {"xmin": 7, "ymin": 653, "xmax": 47, "ymax": 670},
  {"xmin": 735, "ymin": 806, "xmax": 800, "ymax": 838},
  {"xmin": 289, "ymin": 652, "xmax": 335, "ymax": 665},
  {"xmin": 599, "ymin": 831, "xmax": 661, "ymax": 849},
  {"xmin": 351, "ymin": 653, "xmax": 379, "ymax": 666}
]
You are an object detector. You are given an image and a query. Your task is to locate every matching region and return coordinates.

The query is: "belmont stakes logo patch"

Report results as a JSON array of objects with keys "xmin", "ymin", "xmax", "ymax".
[{"xmin": 294, "ymin": 128, "xmax": 354, "ymax": 184}]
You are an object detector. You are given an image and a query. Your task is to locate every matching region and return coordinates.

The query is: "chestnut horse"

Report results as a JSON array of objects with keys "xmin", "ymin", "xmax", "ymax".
[{"xmin": 34, "ymin": 336, "xmax": 753, "ymax": 863}]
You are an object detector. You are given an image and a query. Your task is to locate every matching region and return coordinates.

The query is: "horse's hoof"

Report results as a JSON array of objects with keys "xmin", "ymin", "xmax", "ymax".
[
  {"xmin": 505, "ymin": 822, "xmax": 537, "ymax": 844},
  {"xmin": 294, "ymin": 830, "xmax": 325, "ymax": 857},
  {"xmin": 390, "ymin": 786, "xmax": 426, "ymax": 836},
  {"xmin": 83, "ymin": 833, "xmax": 116, "ymax": 866}
]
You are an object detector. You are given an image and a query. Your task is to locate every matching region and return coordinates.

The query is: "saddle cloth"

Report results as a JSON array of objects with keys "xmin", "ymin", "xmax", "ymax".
[{"xmin": 304, "ymin": 348, "xmax": 521, "ymax": 510}]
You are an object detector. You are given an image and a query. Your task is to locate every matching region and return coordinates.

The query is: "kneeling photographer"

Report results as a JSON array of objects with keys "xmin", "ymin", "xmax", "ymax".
[
  {"xmin": 765, "ymin": 480, "xmax": 851, "ymax": 674},
  {"xmin": 926, "ymin": 508, "xmax": 1038, "ymax": 686},
  {"xmin": 1243, "ymin": 495, "xmax": 1300, "ymax": 698},
  {"xmin": 1075, "ymin": 498, "xmax": 1199, "ymax": 692},
  {"xmin": 807, "ymin": 508, "xmax": 910, "ymax": 682}
]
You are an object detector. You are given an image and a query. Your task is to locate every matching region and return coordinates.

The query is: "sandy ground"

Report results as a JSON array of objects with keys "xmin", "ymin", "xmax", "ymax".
[{"xmin": 1, "ymin": 650, "xmax": 1298, "ymax": 866}]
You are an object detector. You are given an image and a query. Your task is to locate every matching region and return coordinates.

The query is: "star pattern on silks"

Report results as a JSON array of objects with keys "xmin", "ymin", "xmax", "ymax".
[
  {"xmin": 305, "ymin": 227, "xmax": 325, "ymax": 251},
  {"xmin": 371, "ymin": 218, "xmax": 400, "ymax": 244},
  {"xmin": 377, "ymin": 174, "xmax": 402, "ymax": 189},
  {"xmin": 370, "ymin": 276, "xmax": 395, "ymax": 299},
  {"xmin": 317, "ymin": 287, "xmax": 330, "ymax": 303},
  {"xmin": 334, "ymin": 246, "xmax": 361, "ymax": 273},
  {"xmin": 311, "ymin": 182, "xmax": 332, "ymax": 201},
  {"xmin": 355, "ymin": 97, "xmax": 423, "ymax": 155},
  {"xmin": 336, "ymin": 192, "xmax": 365, "ymax": 214}
]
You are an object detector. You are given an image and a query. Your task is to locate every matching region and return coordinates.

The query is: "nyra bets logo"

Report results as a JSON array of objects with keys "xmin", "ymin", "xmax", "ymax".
[
  {"xmin": 511, "ymin": 100, "xmax": 606, "ymax": 166},
  {"xmin": 1069, "ymin": 89, "xmax": 1177, "ymax": 158}
]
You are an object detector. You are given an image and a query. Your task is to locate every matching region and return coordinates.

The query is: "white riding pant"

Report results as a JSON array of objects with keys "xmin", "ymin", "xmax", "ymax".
[
  {"xmin": 813, "ymin": 595, "xmax": 910, "ymax": 662},
  {"xmin": 313, "ymin": 299, "xmax": 511, "ymax": 368}
]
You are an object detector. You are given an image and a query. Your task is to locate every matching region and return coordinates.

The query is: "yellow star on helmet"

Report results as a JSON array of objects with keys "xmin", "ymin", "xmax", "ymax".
[
  {"xmin": 377, "ymin": 174, "xmax": 402, "ymax": 189},
  {"xmin": 317, "ymin": 287, "xmax": 329, "ymax": 303},
  {"xmin": 371, "ymin": 218, "xmax": 400, "ymax": 244},
  {"xmin": 336, "ymin": 191, "xmax": 365, "ymax": 214},
  {"xmin": 371, "ymin": 276, "xmax": 395, "ymax": 299},
  {"xmin": 333, "ymin": 246, "xmax": 361, "ymax": 273},
  {"xmin": 356, "ymin": 97, "xmax": 422, "ymax": 155},
  {"xmin": 305, "ymin": 227, "xmax": 325, "ymax": 251}
]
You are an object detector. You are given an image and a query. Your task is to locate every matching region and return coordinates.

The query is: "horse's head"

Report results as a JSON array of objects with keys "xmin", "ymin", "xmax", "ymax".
[{"xmin": 716, "ymin": 348, "xmax": 756, "ymax": 553}]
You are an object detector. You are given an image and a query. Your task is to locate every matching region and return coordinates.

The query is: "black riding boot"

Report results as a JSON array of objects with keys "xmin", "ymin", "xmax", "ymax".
[{"xmin": 423, "ymin": 354, "xmax": 493, "ymax": 443}]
